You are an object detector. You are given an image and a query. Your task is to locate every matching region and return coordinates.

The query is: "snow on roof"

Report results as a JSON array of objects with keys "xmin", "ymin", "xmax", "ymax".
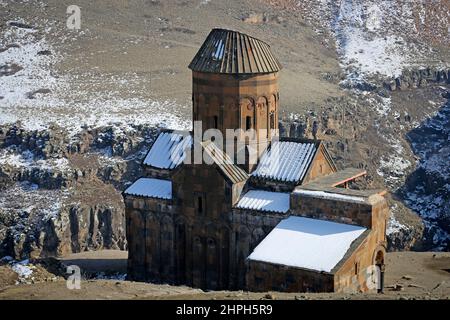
[
  {"xmin": 124, "ymin": 178, "xmax": 172, "ymax": 199},
  {"xmin": 143, "ymin": 131, "xmax": 192, "ymax": 169},
  {"xmin": 294, "ymin": 189, "xmax": 366, "ymax": 203},
  {"xmin": 252, "ymin": 141, "xmax": 316, "ymax": 182},
  {"xmin": 248, "ymin": 216, "xmax": 367, "ymax": 272},
  {"xmin": 236, "ymin": 190, "xmax": 290, "ymax": 213}
]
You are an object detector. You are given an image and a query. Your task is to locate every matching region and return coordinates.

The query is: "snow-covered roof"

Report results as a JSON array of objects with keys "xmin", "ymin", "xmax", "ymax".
[
  {"xmin": 294, "ymin": 189, "xmax": 366, "ymax": 203},
  {"xmin": 124, "ymin": 178, "xmax": 172, "ymax": 199},
  {"xmin": 252, "ymin": 141, "xmax": 317, "ymax": 183},
  {"xmin": 143, "ymin": 131, "xmax": 192, "ymax": 169},
  {"xmin": 235, "ymin": 190, "xmax": 290, "ymax": 213},
  {"xmin": 248, "ymin": 216, "xmax": 367, "ymax": 272}
]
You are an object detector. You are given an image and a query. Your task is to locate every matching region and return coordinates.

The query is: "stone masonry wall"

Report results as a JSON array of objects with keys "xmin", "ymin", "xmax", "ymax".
[
  {"xmin": 124, "ymin": 196, "xmax": 177, "ymax": 283},
  {"xmin": 333, "ymin": 195, "xmax": 388, "ymax": 293},
  {"xmin": 246, "ymin": 260, "xmax": 334, "ymax": 292},
  {"xmin": 290, "ymin": 194, "xmax": 373, "ymax": 228},
  {"xmin": 303, "ymin": 147, "xmax": 336, "ymax": 184}
]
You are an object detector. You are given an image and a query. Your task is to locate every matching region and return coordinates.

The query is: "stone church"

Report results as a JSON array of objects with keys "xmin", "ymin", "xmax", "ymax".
[{"xmin": 123, "ymin": 28, "xmax": 389, "ymax": 293}]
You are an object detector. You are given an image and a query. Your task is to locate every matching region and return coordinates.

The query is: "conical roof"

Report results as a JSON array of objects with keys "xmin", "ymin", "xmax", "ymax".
[{"xmin": 188, "ymin": 28, "xmax": 282, "ymax": 75}]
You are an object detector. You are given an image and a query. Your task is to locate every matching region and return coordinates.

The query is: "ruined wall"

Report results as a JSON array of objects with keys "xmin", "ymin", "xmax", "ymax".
[
  {"xmin": 248, "ymin": 178, "xmax": 296, "ymax": 192},
  {"xmin": 143, "ymin": 166, "xmax": 171, "ymax": 179},
  {"xmin": 287, "ymin": 193, "xmax": 389, "ymax": 293},
  {"xmin": 333, "ymin": 195, "xmax": 388, "ymax": 293},
  {"xmin": 290, "ymin": 193, "xmax": 373, "ymax": 228},
  {"xmin": 333, "ymin": 230, "xmax": 386, "ymax": 293},
  {"xmin": 228, "ymin": 209, "xmax": 286, "ymax": 289},
  {"xmin": 247, "ymin": 195, "xmax": 389, "ymax": 293},
  {"xmin": 124, "ymin": 196, "xmax": 177, "ymax": 283},
  {"xmin": 246, "ymin": 260, "xmax": 334, "ymax": 292}
]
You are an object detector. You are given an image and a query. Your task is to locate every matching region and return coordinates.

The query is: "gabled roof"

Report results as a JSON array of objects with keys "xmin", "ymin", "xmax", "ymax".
[
  {"xmin": 296, "ymin": 167, "xmax": 386, "ymax": 200},
  {"xmin": 304, "ymin": 168, "xmax": 367, "ymax": 188},
  {"xmin": 124, "ymin": 178, "xmax": 172, "ymax": 199},
  {"xmin": 188, "ymin": 28, "xmax": 282, "ymax": 74},
  {"xmin": 252, "ymin": 140, "xmax": 317, "ymax": 183},
  {"xmin": 143, "ymin": 131, "xmax": 192, "ymax": 170},
  {"xmin": 248, "ymin": 216, "xmax": 367, "ymax": 273},
  {"xmin": 235, "ymin": 190, "xmax": 290, "ymax": 213},
  {"xmin": 202, "ymin": 141, "xmax": 248, "ymax": 184}
]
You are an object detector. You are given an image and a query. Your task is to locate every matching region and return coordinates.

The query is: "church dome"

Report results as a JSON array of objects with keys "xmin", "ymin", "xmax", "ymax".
[{"xmin": 188, "ymin": 28, "xmax": 282, "ymax": 75}]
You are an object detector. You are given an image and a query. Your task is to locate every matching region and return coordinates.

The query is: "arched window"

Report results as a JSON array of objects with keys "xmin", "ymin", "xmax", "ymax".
[
  {"xmin": 269, "ymin": 112, "xmax": 275, "ymax": 129},
  {"xmin": 246, "ymin": 116, "xmax": 252, "ymax": 130}
]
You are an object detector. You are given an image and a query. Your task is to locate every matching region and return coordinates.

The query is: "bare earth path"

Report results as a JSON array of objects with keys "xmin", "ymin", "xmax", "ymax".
[{"xmin": 0, "ymin": 251, "xmax": 449, "ymax": 300}]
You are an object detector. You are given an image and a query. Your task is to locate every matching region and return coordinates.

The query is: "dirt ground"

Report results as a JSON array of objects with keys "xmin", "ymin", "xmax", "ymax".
[{"xmin": 0, "ymin": 250, "xmax": 449, "ymax": 300}]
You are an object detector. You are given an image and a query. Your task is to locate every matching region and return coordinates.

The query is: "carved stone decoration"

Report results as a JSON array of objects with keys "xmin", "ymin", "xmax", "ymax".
[
  {"xmin": 240, "ymin": 97, "xmax": 254, "ymax": 111},
  {"xmin": 257, "ymin": 96, "xmax": 267, "ymax": 115},
  {"xmin": 268, "ymin": 94, "xmax": 277, "ymax": 112}
]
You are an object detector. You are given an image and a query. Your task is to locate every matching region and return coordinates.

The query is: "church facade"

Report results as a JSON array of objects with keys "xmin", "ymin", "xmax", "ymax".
[{"xmin": 123, "ymin": 29, "xmax": 389, "ymax": 293}]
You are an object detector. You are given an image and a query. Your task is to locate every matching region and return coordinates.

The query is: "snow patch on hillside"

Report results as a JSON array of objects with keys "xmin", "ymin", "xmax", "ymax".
[
  {"xmin": 0, "ymin": 148, "xmax": 70, "ymax": 172},
  {"xmin": 0, "ymin": 11, "xmax": 191, "ymax": 135},
  {"xmin": 333, "ymin": 0, "xmax": 421, "ymax": 86},
  {"xmin": 386, "ymin": 204, "xmax": 409, "ymax": 236}
]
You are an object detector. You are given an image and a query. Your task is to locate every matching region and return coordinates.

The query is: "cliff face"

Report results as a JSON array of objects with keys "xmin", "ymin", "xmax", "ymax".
[{"xmin": 0, "ymin": 125, "xmax": 157, "ymax": 259}]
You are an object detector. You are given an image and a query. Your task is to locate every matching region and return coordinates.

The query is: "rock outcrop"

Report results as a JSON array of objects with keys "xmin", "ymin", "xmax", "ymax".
[
  {"xmin": 384, "ymin": 68, "xmax": 450, "ymax": 91},
  {"xmin": 0, "ymin": 124, "xmax": 157, "ymax": 259}
]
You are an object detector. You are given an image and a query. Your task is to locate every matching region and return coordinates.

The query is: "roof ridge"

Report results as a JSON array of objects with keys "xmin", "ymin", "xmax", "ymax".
[{"xmin": 201, "ymin": 140, "xmax": 249, "ymax": 183}]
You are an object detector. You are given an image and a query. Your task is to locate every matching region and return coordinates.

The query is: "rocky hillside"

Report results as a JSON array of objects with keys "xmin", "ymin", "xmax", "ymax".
[
  {"xmin": 0, "ymin": 124, "xmax": 160, "ymax": 258},
  {"xmin": 269, "ymin": 0, "xmax": 450, "ymax": 250},
  {"xmin": 0, "ymin": 0, "xmax": 449, "ymax": 259}
]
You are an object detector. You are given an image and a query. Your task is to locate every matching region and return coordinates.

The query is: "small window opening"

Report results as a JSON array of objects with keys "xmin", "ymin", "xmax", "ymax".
[
  {"xmin": 197, "ymin": 197, "xmax": 203, "ymax": 214},
  {"xmin": 270, "ymin": 112, "xmax": 275, "ymax": 129},
  {"xmin": 246, "ymin": 116, "xmax": 252, "ymax": 130}
]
